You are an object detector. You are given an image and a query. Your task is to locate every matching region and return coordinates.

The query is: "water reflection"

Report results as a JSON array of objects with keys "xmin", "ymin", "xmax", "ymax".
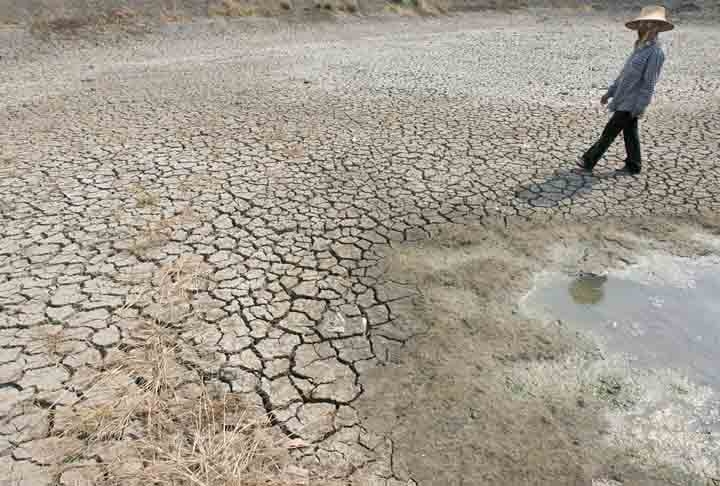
[
  {"xmin": 523, "ymin": 256, "xmax": 720, "ymax": 388},
  {"xmin": 569, "ymin": 272, "xmax": 607, "ymax": 305}
]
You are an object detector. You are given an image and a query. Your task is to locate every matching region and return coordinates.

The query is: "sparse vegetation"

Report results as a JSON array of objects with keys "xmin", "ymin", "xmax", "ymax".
[
  {"xmin": 109, "ymin": 6, "xmax": 136, "ymax": 23},
  {"xmin": 30, "ymin": 16, "xmax": 96, "ymax": 35},
  {"xmin": 27, "ymin": 5, "xmax": 143, "ymax": 36},
  {"xmin": 314, "ymin": 0, "xmax": 358, "ymax": 12},
  {"xmin": 32, "ymin": 326, "xmax": 66, "ymax": 365},
  {"xmin": 8, "ymin": 0, "xmax": 670, "ymax": 35},
  {"xmin": 126, "ymin": 207, "xmax": 197, "ymax": 256},
  {"xmin": 0, "ymin": 154, "xmax": 17, "ymax": 179},
  {"xmin": 134, "ymin": 189, "xmax": 161, "ymax": 208},
  {"xmin": 52, "ymin": 323, "xmax": 308, "ymax": 486},
  {"xmin": 5, "ymin": 255, "xmax": 320, "ymax": 486},
  {"xmin": 594, "ymin": 374, "xmax": 637, "ymax": 410},
  {"xmin": 385, "ymin": 0, "xmax": 449, "ymax": 15},
  {"xmin": 341, "ymin": 2, "xmax": 359, "ymax": 13},
  {"xmin": 209, "ymin": 0, "xmax": 260, "ymax": 18}
]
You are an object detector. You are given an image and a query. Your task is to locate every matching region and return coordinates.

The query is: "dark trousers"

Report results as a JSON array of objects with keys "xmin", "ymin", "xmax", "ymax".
[{"xmin": 583, "ymin": 111, "xmax": 641, "ymax": 173}]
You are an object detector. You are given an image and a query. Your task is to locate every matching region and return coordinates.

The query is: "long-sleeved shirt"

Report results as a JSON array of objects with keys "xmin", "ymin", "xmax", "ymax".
[{"xmin": 607, "ymin": 39, "xmax": 665, "ymax": 116}]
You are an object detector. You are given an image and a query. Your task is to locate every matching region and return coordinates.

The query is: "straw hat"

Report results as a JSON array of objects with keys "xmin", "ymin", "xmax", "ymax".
[{"xmin": 626, "ymin": 6, "xmax": 675, "ymax": 32}]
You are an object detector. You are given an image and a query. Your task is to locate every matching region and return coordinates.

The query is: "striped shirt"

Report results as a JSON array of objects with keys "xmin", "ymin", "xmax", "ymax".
[{"xmin": 607, "ymin": 39, "xmax": 665, "ymax": 116}]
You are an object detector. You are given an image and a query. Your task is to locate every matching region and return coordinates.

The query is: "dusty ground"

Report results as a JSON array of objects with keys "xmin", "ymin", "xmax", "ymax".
[
  {"xmin": 359, "ymin": 216, "xmax": 720, "ymax": 486},
  {"xmin": 1, "ymin": 0, "xmax": 715, "ymax": 29},
  {"xmin": 1, "ymin": 9, "xmax": 719, "ymax": 486}
]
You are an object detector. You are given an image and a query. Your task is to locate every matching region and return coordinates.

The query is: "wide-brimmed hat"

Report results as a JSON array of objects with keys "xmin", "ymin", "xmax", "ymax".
[{"xmin": 626, "ymin": 6, "xmax": 675, "ymax": 32}]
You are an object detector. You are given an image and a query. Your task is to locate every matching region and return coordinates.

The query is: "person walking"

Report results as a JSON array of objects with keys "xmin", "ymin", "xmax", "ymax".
[{"xmin": 576, "ymin": 6, "xmax": 674, "ymax": 176}]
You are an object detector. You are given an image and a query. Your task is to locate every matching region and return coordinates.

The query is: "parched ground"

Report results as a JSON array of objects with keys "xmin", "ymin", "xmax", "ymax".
[{"xmin": 1, "ymin": 10, "xmax": 719, "ymax": 486}]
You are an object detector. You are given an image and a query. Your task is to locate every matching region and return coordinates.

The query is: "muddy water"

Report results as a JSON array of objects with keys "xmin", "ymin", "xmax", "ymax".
[{"xmin": 522, "ymin": 255, "xmax": 720, "ymax": 388}]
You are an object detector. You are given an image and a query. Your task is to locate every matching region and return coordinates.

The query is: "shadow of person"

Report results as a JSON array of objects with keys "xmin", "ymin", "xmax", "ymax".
[{"xmin": 515, "ymin": 168, "xmax": 613, "ymax": 208}]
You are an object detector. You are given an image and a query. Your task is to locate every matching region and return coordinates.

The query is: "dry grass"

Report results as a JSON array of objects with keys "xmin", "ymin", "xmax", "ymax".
[
  {"xmin": 330, "ymin": 1, "xmax": 359, "ymax": 14},
  {"xmin": 30, "ymin": 16, "xmax": 95, "ymax": 34},
  {"xmin": 0, "ymin": 154, "xmax": 16, "ymax": 176},
  {"xmin": 128, "ymin": 225, "xmax": 168, "ymax": 256},
  {"xmin": 130, "ymin": 394, "xmax": 309, "ymax": 486},
  {"xmin": 28, "ymin": 5, "xmax": 144, "ymax": 36},
  {"xmin": 416, "ymin": 0, "xmax": 450, "ymax": 14},
  {"xmin": 315, "ymin": 0, "xmax": 359, "ymax": 12},
  {"xmin": 384, "ymin": 3, "xmax": 415, "ymax": 14},
  {"xmin": 15, "ymin": 254, "xmax": 318, "ymax": 486},
  {"xmin": 176, "ymin": 173, "xmax": 223, "ymax": 197},
  {"xmin": 51, "ymin": 333, "xmax": 310, "ymax": 485},
  {"xmin": 385, "ymin": 0, "xmax": 449, "ymax": 15},
  {"xmin": 120, "ymin": 252, "xmax": 211, "ymax": 323},
  {"xmin": 108, "ymin": 6, "xmax": 137, "ymax": 23},
  {"xmin": 127, "ymin": 207, "xmax": 197, "ymax": 256},
  {"xmin": 283, "ymin": 143, "xmax": 306, "ymax": 159},
  {"xmin": 2, "ymin": 252, "xmax": 299, "ymax": 486},
  {"xmin": 133, "ymin": 189, "xmax": 161, "ymax": 208},
  {"xmin": 209, "ymin": 0, "xmax": 263, "ymax": 17},
  {"xmin": 153, "ymin": 253, "xmax": 212, "ymax": 310},
  {"xmin": 33, "ymin": 326, "xmax": 67, "ymax": 366}
]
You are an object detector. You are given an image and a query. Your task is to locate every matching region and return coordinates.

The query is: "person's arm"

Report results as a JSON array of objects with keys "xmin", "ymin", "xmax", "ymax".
[
  {"xmin": 606, "ymin": 78, "xmax": 619, "ymax": 98},
  {"xmin": 634, "ymin": 50, "xmax": 665, "ymax": 117},
  {"xmin": 601, "ymin": 78, "xmax": 618, "ymax": 105}
]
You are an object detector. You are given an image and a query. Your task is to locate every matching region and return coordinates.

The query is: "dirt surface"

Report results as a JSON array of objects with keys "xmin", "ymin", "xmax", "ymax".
[
  {"xmin": 1, "ymin": 9, "xmax": 719, "ymax": 486},
  {"xmin": 0, "ymin": 0, "xmax": 715, "ymax": 27},
  {"xmin": 358, "ymin": 216, "xmax": 720, "ymax": 485}
]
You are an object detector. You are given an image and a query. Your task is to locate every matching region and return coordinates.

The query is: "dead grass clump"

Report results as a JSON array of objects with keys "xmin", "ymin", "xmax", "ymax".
[
  {"xmin": 314, "ymin": 1, "xmax": 335, "ymax": 11},
  {"xmin": 120, "ymin": 252, "xmax": 211, "ymax": 325},
  {"xmin": 54, "ymin": 324, "xmax": 309, "ymax": 486},
  {"xmin": 134, "ymin": 189, "xmax": 161, "ymax": 208},
  {"xmin": 131, "ymin": 391, "xmax": 309, "ymax": 486},
  {"xmin": 384, "ymin": 2, "xmax": 414, "ymax": 14},
  {"xmin": 44, "ymin": 16, "xmax": 92, "ymax": 31},
  {"xmin": 336, "ymin": 1, "xmax": 360, "ymax": 13},
  {"xmin": 307, "ymin": 0, "xmax": 357, "ymax": 13},
  {"xmin": 128, "ymin": 222, "xmax": 168, "ymax": 255},
  {"xmin": 154, "ymin": 253, "xmax": 212, "ymax": 307},
  {"xmin": 108, "ymin": 7, "xmax": 137, "ymax": 23},
  {"xmin": 416, "ymin": 0, "xmax": 450, "ymax": 14},
  {"xmin": 28, "ymin": 7, "xmax": 149, "ymax": 38},
  {"xmin": 0, "ymin": 153, "xmax": 17, "ymax": 175},
  {"xmin": 158, "ymin": 1, "xmax": 188, "ymax": 23},
  {"xmin": 385, "ymin": 0, "xmax": 448, "ymax": 15},
  {"xmin": 209, "ymin": 0, "xmax": 262, "ymax": 17},
  {"xmin": 30, "ymin": 16, "xmax": 95, "ymax": 36},
  {"xmin": 127, "ymin": 207, "xmax": 198, "ymax": 256},
  {"xmin": 29, "ymin": 5, "xmax": 140, "ymax": 35},
  {"xmin": 31, "ymin": 326, "xmax": 67, "ymax": 366}
]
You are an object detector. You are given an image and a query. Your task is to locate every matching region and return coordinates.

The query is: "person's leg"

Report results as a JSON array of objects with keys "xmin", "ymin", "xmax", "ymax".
[
  {"xmin": 581, "ymin": 111, "xmax": 632, "ymax": 170},
  {"xmin": 621, "ymin": 116, "xmax": 642, "ymax": 173}
]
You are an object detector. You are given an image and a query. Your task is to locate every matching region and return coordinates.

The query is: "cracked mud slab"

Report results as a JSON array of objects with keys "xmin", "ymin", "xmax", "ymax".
[{"xmin": 1, "ymin": 10, "xmax": 719, "ymax": 486}]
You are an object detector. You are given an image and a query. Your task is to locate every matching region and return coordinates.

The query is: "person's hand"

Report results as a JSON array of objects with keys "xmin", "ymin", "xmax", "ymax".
[{"xmin": 600, "ymin": 93, "xmax": 610, "ymax": 105}]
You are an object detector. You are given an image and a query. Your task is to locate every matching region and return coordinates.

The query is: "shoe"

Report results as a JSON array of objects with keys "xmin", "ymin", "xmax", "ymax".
[
  {"xmin": 615, "ymin": 166, "xmax": 641, "ymax": 176},
  {"xmin": 573, "ymin": 157, "xmax": 593, "ymax": 174}
]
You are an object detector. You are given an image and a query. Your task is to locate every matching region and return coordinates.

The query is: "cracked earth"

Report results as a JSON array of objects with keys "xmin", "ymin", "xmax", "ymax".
[{"xmin": 1, "ymin": 10, "xmax": 719, "ymax": 486}]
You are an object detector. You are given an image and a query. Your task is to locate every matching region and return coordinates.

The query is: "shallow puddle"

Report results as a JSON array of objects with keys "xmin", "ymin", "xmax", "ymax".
[{"xmin": 522, "ymin": 254, "xmax": 720, "ymax": 389}]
